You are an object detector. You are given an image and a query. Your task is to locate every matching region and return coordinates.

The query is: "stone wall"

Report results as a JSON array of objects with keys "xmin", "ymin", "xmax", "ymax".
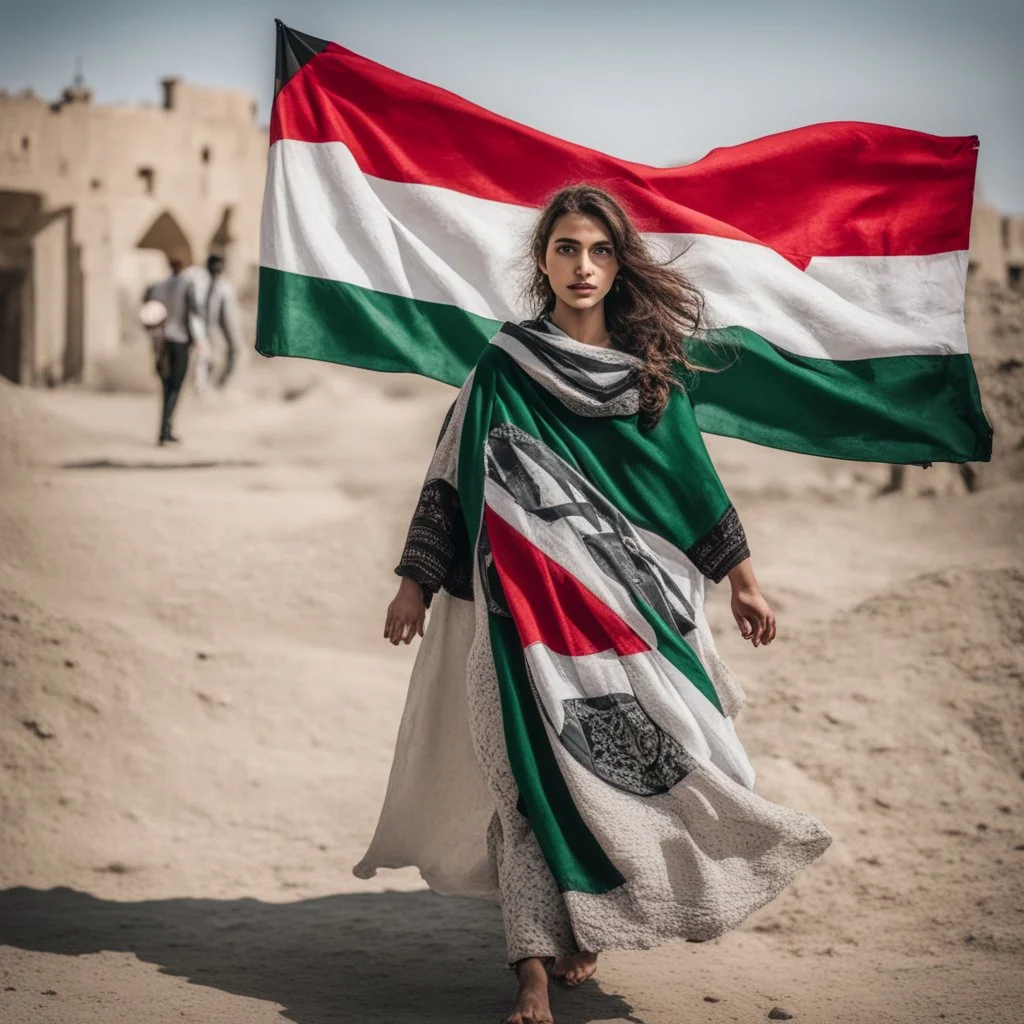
[
  {"xmin": 969, "ymin": 197, "xmax": 1024, "ymax": 289},
  {"xmin": 0, "ymin": 78, "xmax": 267, "ymax": 385}
]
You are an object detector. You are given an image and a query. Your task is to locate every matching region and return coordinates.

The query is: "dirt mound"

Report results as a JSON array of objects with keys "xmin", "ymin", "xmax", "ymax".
[
  {"xmin": 792, "ymin": 565, "xmax": 1024, "ymax": 777},
  {"xmin": 851, "ymin": 563, "xmax": 1024, "ymax": 639},
  {"xmin": 735, "ymin": 563, "xmax": 1024, "ymax": 968}
]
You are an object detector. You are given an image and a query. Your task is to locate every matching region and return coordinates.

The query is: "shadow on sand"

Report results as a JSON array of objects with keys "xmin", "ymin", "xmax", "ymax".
[
  {"xmin": 60, "ymin": 458, "xmax": 262, "ymax": 470},
  {"xmin": 0, "ymin": 887, "xmax": 643, "ymax": 1024}
]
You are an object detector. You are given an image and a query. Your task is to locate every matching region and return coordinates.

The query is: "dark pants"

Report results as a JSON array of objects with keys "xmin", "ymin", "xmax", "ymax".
[{"xmin": 159, "ymin": 341, "xmax": 190, "ymax": 440}]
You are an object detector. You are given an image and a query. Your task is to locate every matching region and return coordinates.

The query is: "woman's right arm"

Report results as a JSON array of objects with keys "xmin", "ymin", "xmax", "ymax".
[
  {"xmin": 383, "ymin": 395, "xmax": 473, "ymax": 644},
  {"xmin": 384, "ymin": 477, "xmax": 465, "ymax": 645}
]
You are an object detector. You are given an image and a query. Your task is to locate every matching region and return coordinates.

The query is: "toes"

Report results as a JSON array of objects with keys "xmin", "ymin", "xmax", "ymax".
[
  {"xmin": 563, "ymin": 963, "xmax": 596, "ymax": 987},
  {"xmin": 548, "ymin": 952, "xmax": 598, "ymax": 989},
  {"xmin": 506, "ymin": 1007, "xmax": 554, "ymax": 1024}
]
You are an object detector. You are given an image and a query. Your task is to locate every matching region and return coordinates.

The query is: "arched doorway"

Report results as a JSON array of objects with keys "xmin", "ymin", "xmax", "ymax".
[
  {"xmin": 0, "ymin": 190, "xmax": 76, "ymax": 385},
  {"xmin": 135, "ymin": 211, "xmax": 193, "ymax": 265}
]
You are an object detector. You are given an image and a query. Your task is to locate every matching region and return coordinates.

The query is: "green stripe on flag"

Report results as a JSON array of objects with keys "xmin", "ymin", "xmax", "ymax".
[
  {"xmin": 689, "ymin": 329, "xmax": 992, "ymax": 465},
  {"xmin": 257, "ymin": 266, "xmax": 992, "ymax": 464},
  {"xmin": 257, "ymin": 266, "xmax": 496, "ymax": 385}
]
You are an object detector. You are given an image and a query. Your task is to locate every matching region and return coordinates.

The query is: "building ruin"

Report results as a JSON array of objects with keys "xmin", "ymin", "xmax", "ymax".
[
  {"xmin": 969, "ymin": 196, "xmax": 1024, "ymax": 291},
  {"xmin": 0, "ymin": 75, "xmax": 267, "ymax": 386}
]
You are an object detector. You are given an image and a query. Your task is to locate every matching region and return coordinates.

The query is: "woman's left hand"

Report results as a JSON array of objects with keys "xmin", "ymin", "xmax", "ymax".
[{"xmin": 730, "ymin": 587, "xmax": 776, "ymax": 647}]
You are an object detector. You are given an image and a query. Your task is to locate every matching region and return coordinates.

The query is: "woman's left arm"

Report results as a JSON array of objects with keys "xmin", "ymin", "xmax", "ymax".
[
  {"xmin": 684, "ymin": 503, "xmax": 776, "ymax": 648},
  {"xmin": 726, "ymin": 557, "xmax": 777, "ymax": 648},
  {"xmin": 669, "ymin": 395, "xmax": 775, "ymax": 647}
]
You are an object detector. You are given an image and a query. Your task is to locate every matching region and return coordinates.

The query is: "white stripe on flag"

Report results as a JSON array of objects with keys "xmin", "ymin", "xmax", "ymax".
[{"xmin": 262, "ymin": 139, "xmax": 969, "ymax": 361}]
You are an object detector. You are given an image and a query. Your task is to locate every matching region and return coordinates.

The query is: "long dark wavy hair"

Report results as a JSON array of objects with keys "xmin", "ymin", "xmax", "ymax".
[{"xmin": 522, "ymin": 184, "xmax": 710, "ymax": 429}]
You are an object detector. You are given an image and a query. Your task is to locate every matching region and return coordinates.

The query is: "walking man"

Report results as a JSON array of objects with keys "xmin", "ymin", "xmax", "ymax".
[
  {"xmin": 188, "ymin": 253, "xmax": 243, "ymax": 390},
  {"xmin": 144, "ymin": 255, "xmax": 198, "ymax": 445}
]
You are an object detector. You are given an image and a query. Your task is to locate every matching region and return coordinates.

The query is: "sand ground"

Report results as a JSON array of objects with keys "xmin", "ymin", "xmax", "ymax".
[{"xmin": 1, "ymin": 334, "xmax": 1023, "ymax": 1024}]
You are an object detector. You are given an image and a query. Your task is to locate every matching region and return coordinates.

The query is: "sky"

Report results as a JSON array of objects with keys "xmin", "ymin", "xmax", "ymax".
[{"xmin": 1, "ymin": 0, "xmax": 1022, "ymax": 211}]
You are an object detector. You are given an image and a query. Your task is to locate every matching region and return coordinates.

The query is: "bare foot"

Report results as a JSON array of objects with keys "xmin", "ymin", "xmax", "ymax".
[
  {"xmin": 550, "ymin": 951, "xmax": 598, "ymax": 987},
  {"xmin": 507, "ymin": 957, "xmax": 554, "ymax": 1024}
]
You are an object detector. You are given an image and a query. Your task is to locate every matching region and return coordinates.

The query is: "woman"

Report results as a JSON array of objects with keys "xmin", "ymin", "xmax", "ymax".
[{"xmin": 358, "ymin": 185, "xmax": 831, "ymax": 1024}]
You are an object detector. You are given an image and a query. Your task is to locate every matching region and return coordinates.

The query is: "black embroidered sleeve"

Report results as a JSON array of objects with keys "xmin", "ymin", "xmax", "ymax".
[
  {"xmin": 685, "ymin": 504, "xmax": 750, "ymax": 583},
  {"xmin": 394, "ymin": 478, "xmax": 474, "ymax": 606}
]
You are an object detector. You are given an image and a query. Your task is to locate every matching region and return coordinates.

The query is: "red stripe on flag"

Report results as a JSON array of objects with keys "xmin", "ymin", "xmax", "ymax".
[
  {"xmin": 485, "ymin": 505, "xmax": 649, "ymax": 658},
  {"xmin": 270, "ymin": 41, "xmax": 978, "ymax": 261}
]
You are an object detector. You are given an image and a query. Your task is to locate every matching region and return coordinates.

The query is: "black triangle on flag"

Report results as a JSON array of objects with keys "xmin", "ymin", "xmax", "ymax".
[{"xmin": 274, "ymin": 20, "xmax": 329, "ymax": 97}]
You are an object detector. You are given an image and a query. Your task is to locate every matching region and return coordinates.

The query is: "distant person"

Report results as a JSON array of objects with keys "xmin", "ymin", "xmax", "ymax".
[
  {"xmin": 187, "ymin": 254, "xmax": 243, "ymax": 390},
  {"xmin": 182, "ymin": 262, "xmax": 214, "ymax": 396},
  {"xmin": 143, "ymin": 256, "xmax": 198, "ymax": 446}
]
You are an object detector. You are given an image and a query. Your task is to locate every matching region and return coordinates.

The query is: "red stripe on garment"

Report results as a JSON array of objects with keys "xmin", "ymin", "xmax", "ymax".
[
  {"xmin": 270, "ymin": 41, "xmax": 978, "ymax": 260},
  {"xmin": 484, "ymin": 505, "xmax": 649, "ymax": 658}
]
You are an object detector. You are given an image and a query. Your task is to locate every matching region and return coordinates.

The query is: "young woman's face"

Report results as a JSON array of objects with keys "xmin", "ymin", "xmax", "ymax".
[{"xmin": 538, "ymin": 212, "xmax": 620, "ymax": 311}]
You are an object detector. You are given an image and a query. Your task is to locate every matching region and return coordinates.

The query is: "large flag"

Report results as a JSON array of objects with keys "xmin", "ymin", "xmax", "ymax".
[{"xmin": 258, "ymin": 21, "xmax": 992, "ymax": 465}]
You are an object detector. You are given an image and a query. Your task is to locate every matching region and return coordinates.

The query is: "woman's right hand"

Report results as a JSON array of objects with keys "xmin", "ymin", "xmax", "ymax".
[{"xmin": 384, "ymin": 577, "xmax": 427, "ymax": 645}]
